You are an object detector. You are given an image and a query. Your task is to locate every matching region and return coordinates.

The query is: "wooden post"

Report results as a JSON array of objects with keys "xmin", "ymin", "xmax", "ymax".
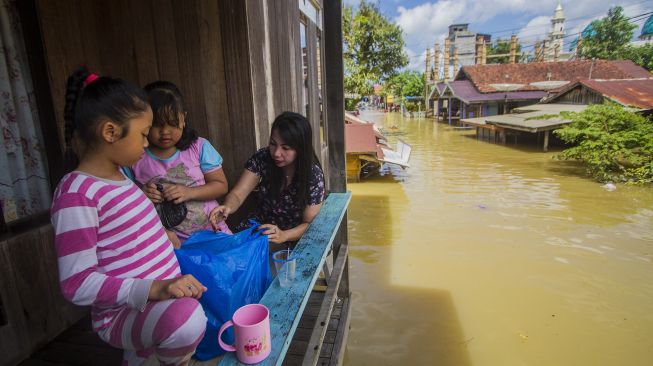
[
  {"xmin": 323, "ymin": 0, "xmax": 345, "ymax": 193},
  {"xmin": 543, "ymin": 130, "xmax": 549, "ymax": 152},
  {"xmin": 453, "ymin": 47, "xmax": 458, "ymax": 77},
  {"xmin": 509, "ymin": 35, "xmax": 517, "ymax": 64},
  {"xmin": 443, "ymin": 38, "xmax": 450, "ymax": 80}
]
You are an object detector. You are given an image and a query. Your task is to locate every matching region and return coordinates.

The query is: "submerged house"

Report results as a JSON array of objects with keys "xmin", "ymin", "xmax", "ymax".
[
  {"xmin": 430, "ymin": 60, "xmax": 651, "ymax": 125},
  {"xmin": 1, "ymin": 1, "xmax": 351, "ymax": 365},
  {"xmin": 461, "ymin": 77, "xmax": 653, "ymax": 151}
]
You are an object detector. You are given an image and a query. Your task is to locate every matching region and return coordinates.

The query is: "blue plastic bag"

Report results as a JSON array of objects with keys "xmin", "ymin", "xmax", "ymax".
[{"xmin": 174, "ymin": 223, "xmax": 272, "ymax": 360}]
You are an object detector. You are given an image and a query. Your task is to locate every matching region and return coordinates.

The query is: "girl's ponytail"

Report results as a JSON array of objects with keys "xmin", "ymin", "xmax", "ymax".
[
  {"xmin": 63, "ymin": 67, "xmax": 90, "ymax": 173},
  {"xmin": 61, "ymin": 67, "xmax": 149, "ymax": 173}
]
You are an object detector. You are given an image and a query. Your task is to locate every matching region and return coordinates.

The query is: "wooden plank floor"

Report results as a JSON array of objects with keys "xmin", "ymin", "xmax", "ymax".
[{"xmin": 283, "ymin": 290, "xmax": 346, "ymax": 366}]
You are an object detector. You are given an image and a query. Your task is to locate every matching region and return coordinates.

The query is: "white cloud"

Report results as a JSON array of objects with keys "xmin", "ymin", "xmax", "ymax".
[{"xmin": 395, "ymin": 0, "xmax": 650, "ymax": 70}]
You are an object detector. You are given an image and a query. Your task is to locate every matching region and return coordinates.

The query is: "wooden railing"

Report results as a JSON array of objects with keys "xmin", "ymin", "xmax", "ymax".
[{"xmin": 220, "ymin": 191, "xmax": 351, "ymax": 366}]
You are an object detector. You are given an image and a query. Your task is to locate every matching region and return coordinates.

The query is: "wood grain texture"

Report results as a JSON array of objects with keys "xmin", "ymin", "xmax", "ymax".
[
  {"xmin": 220, "ymin": 192, "xmax": 351, "ymax": 366},
  {"xmin": 301, "ymin": 245, "xmax": 348, "ymax": 365}
]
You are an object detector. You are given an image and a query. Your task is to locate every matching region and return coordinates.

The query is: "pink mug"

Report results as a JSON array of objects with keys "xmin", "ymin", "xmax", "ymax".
[{"xmin": 218, "ymin": 304, "xmax": 271, "ymax": 364}]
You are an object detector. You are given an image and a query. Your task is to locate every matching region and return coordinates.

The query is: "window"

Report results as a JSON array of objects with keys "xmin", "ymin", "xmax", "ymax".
[{"xmin": 1, "ymin": 0, "xmax": 55, "ymax": 235}]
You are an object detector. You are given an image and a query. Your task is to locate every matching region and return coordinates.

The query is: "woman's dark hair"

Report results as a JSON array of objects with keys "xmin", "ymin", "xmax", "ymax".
[
  {"xmin": 143, "ymin": 81, "xmax": 198, "ymax": 150},
  {"xmin": 267, "ymin": 112, "xmax": 322, "ymax": 208},
  {"xmin": 63, "ymin": 66, "xmax": 149, "ymax": 173}
]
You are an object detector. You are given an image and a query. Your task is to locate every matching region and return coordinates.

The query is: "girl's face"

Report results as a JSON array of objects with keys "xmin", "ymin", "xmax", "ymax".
[
  {"xmin": 112, "ymin": 108, "xmax": 152, "ymax": 166},
  {"xmin": 148, "ymin": 111, "xmax": 185, "ymax": 149},
  {"xmin": 269, "ymin": 129, "xmax": 297, "ymax": 168}
]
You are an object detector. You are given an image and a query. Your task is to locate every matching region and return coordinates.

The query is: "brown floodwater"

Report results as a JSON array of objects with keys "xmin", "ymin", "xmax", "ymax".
[{"xmin": 343, "ymin": 111, "xmax": 653, "ymax": 366}]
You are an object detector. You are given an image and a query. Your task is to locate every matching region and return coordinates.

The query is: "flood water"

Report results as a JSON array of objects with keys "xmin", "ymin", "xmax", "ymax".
[{"xmin": 343, "ymin": 111, "xmax": 653, "ymax": 366}]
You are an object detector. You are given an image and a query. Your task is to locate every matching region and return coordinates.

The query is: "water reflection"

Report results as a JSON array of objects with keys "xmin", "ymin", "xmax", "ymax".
[{"xmin": 345, "ymin": 111, "xmax": 653, "ymax": 365}]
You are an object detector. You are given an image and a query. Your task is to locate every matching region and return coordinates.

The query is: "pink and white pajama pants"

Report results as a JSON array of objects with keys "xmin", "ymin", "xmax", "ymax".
[{"xmin": 98, "ymin": 298, "xmax": 207, "ymax": 366}]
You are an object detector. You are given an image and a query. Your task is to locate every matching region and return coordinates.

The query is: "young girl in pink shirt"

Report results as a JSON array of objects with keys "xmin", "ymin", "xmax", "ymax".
[
  {"xmin": 126, "ymin": 81, "xmax": 230, "ymax": 247},
  {"xmin": 51, "ymin": 67, "xmax": 207, "ymax": 366}
]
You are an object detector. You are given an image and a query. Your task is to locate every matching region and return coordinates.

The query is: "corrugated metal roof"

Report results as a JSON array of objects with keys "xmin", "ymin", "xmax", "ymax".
[
  {"xmin": 461, "ymin": 104, "xmax": 589, "ymax": 132},
  {"xmin": 456, "ymin": 60, "xmax": 651, "ymax": 93},
  {"xmin": 345, "ymin": 123, "xmax": 377, "ymax": 154},
  {"xmin": 446, "ymin": 80, "xmax": 546, "ymax": 103},
  {"xmin": 581, "ymin": 78, "xmax": 653, "ymax": 110}
]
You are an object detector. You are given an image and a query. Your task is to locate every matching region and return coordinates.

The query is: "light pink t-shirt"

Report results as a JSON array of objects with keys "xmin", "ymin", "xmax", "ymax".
[{"xmin": 131, "ymin": 137, "xmax": 230, "ymax": 240}]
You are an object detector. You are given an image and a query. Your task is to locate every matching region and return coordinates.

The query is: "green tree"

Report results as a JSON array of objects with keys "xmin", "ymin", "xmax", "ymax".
[
  {"xmin": 621, "ymin": 43, "xmax": 653, "ymax": 71},
  {"xmin": 343, "ymin": 1, "xmax": 408, "ymax": 96},
  {"xmin": 384, "ymin": 70, "xmax": 425, "ymax": 99},
  {"xmin": 554, "ymin": 103, "xmax": 653, "ymax": 184},
  {"xmin": 578, "ymin": 6, "xmax": 637, "ymax": 60},
  {"xmin": 487, "ymin": 38, "xmax": 522, "ymax": 64}
]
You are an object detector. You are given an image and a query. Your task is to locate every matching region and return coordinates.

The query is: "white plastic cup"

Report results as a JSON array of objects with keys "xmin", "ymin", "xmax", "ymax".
[{"xmin": 272, "ymin": 249, "xmax": 296, "ymax": 287}]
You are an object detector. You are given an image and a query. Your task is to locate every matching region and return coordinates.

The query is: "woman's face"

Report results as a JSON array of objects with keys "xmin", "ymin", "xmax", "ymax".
[
  {"xmin": 269, "ymin": 129, "xmax": 297, "ymax": 168},
  {"xmin": 148, "ymin": 110, "xmax": 185, "ymax": 149}
]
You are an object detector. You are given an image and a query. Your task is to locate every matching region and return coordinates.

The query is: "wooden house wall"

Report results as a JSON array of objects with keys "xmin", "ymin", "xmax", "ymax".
[
  {"xmin": 0, "ymin": 225, "xmax": 87, "ymax": 365},
  {"xmin": 551, "ymin": 86, "xmax": 605, "ymax": 105},
  {"xmin": 35, "ymin": 0, "xmax": 243, "ymax": 181}
]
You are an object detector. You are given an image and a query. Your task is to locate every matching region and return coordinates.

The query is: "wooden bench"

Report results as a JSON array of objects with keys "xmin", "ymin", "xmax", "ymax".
[{"xmin": 220, "ymin": 191, "xmax": 351, "ymax": 366}]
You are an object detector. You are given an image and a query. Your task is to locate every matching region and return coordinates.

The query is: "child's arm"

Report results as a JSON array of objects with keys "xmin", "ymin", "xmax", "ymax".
[
  {"xmin": 162, "ymin": 138, "xmax": 228, "ymax": 204},
  {"xmin": 162, "ymin": 168, "xmax": 228, "ymax": 204},
  {"xmin": 148, "ymin": 274, "xmax": 207, "ymax": 300}
]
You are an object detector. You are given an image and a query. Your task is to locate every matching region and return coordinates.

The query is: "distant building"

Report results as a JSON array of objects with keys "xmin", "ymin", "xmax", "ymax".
[
  {"xmin": 640, "ymin": 14, "xmax": 653, "ymax": 41},
  {"xmin": 446, "ymin": 24, "xmax": 490, "ymax": 74},
  {"xmin": 631, "ymin": 14, "xmax": 653, "ymax": 46}
]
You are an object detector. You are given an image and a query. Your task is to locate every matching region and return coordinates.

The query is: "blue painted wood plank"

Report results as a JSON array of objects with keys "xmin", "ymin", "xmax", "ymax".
[{"xmin": 219, "ymin": 192, "xmax": 351, "ymax": 366}]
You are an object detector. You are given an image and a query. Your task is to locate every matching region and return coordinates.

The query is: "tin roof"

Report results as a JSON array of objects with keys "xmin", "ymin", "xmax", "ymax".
[
  {"xmin": 461, "ymin": 104, "xmax": 589, "ymax": 132},
  {"xmin": 445, "ymin": 80, "xmax": 547, "ymax": 103},
  {"xmin": 345, "ymin": 123, "xmax": 378, "ymax": 154},
  {"xmin": 456, "ymin": 60, "xmax": 651, "ymax": 93},
  {"xmin": 545, "ymin": 78, "xmax": 653, "ymax": 110}
]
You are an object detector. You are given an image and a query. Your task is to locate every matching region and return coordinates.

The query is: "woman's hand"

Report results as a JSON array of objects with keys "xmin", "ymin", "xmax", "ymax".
[
  {"xmin": 259, "ymin": 224, "xmax": 287, "ymax": 244},
  {"xmin": 143, "ymin": 182, "xmax": 164, "ymax": 203},
  {"xmin": 149, "ymin": 274, "xmax": 207, "ymax": 301},
  {"xmin": 209, "ymin": 205, "xmax": 231, "ymax": 230},
  {"xmin": 163, "ymin": 184, "xmax": 193, "ymax": 204}
]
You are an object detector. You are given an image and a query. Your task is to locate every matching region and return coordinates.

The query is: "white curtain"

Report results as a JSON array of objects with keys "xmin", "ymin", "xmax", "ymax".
[{"xmin": 0, "ymin": 0, "xmax": 50, "ymax": 223}]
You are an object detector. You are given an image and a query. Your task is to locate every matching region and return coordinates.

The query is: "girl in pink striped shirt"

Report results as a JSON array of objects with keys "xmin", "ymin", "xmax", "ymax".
[{"xmin": 51, "ymin": 67, "xmax": 207, "ymax": 366}]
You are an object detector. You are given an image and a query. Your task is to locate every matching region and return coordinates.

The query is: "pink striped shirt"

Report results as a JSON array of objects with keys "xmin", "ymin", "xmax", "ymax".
[{"xmin": 51, "ymin": 171, "xmax": 181, "ymax": 331}]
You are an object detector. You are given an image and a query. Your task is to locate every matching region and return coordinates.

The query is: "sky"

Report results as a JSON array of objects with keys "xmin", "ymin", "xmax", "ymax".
[{"xmin": 343, "ymin": 0, "xmax": 653, "ymax": 70}]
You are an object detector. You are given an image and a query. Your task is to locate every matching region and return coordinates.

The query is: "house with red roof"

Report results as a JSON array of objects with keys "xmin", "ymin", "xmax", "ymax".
[{"xmin": 430, "ymin": 60, "xmax": 651, "ymax": 125}]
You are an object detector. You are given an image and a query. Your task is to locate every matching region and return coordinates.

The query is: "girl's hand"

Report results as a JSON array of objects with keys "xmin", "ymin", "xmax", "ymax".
[
  {"xmin": 149, "ymin": 275, "xmax": 206, "ymax": 301},
  {"xmin": 143, "ymin": 182, "xmax": 164, "ymax": 203},
  {"xmin": 259, "ymin": 224, "xmax": 287, "ymax": 244},
  {"xmin": 163, "ymin": 184, "xmax": 193, "ymax": 204},
  {"xmin": 166, "ymin": 229, "xmax": 181, "ymax": 249},
  {"xmin": 210, "ymin": 205, "xmax": 231, "ymax": 230}
]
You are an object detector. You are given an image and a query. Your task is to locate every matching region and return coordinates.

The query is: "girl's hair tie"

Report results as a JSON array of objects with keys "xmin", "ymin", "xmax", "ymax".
[{"xmin": 83, "ymin": 73, "xmax": 99, "ymax": 87}]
